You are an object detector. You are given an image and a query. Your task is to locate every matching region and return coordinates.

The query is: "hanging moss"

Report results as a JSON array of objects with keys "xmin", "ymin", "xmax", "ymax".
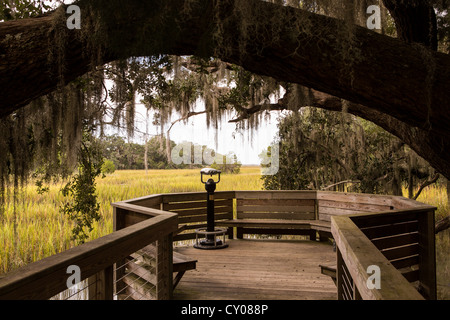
[
  {"xmin": 262, "ymin": 107, "xmax": 434, "ymax": 194},
  {"xmin": 0, "ymin": 0, "xmax": 442, "ymax": 223}
]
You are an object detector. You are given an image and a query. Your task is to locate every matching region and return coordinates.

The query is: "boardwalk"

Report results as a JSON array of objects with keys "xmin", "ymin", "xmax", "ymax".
[{"xmin": 173, "ymin": 239, "xmax": 337, "ymax": 300}]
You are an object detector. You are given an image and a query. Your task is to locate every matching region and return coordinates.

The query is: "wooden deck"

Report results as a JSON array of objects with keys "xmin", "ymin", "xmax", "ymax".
[
  {"xmin": 172, "ymin": 239, "xmax": 337, "ymax": 300},
  {"xmin": 0, "ymin": 191, "xmax": 435, "ymax": 300}
]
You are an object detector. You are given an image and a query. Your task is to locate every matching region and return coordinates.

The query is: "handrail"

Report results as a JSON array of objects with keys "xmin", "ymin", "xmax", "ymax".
[
  {"xmin": 0, "ymin": 204, "xmax": 177, "ymax": 300},
  {"xmin": 332, "ymin": 214, "xmax": 422, "ymax": 299},
  {"xmin": 331, "ymin": 206, "xmax": 436, "ymax": 300}
]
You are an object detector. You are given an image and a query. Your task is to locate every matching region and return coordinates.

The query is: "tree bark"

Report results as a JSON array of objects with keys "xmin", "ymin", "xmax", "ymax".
[
  {"xmin": 447, "ymin": 178, "xmax": 450, "ymax": 205},
  {"xmin": 382, "ymin": 0, "xmax": 438, "ymax": 50},
  {"xmin": 435, "ymin": 216, "xmax": 450, "ymax": 234},
  {"xmin": 1, "ymin": 0, "xmax": 449, "ymax": 175}
]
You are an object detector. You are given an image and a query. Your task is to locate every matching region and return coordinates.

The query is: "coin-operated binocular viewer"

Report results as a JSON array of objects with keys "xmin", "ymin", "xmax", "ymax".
[{"xmin": 193, "ymin": 168, "xmax": 228, "ymax": 250}]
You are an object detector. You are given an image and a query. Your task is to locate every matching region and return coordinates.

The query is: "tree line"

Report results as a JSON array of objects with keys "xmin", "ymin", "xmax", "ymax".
[{"xmin": 97, "ymin": 134, "xmax": 241, "ymax": 173}]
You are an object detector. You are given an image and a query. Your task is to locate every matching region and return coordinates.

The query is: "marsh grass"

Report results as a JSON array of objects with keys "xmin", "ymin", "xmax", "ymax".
[
  {"xmin": 0, "ymin": 167, "xmax": 263, "ymax": 274},
  {"xmin": 414, "ymin": 185, "xmax": 450, "ymax": 300},
  {"xmin": 0, "ymin": 169, "xmax": 448, "ymax": 299}
]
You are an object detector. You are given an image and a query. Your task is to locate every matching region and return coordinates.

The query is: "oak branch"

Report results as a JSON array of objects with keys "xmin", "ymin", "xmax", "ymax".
[{"xmin": 0, "ymin": 0, "xmax": 449, "ymax": 178}]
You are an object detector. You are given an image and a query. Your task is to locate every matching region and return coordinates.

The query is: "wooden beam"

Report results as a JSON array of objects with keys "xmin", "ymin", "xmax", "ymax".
[
  {"xmin": 88, "ymin": 266, "xmax": 114, "ymax": 300},
  {"xmin": 235, "ymin": 190, "xmax": 317, "ymax": 200},
  {"xmin": 156, "ymin": 234, "xmax": 173, "ymax": 300},
  {"xmin": 0, "ymin": 214, "xmax": 177, "ymax": 300}
]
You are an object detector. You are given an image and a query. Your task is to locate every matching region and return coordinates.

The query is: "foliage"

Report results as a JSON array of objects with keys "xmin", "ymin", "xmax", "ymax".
[
  {"xmin": 434, "ymin": 0, "xmax": 450, "ymax": 53},
  {"xmin": 101, "ymin": 159, "xmax": 116, "ymax": 174},
  {"xmin": 261, "ymin": 108, "xmax": 434, "ymax": 195},
  {"xmin": 0, "ymin": 0, "xmax": 448, "ymax": 298},
  {"xmin": 98, "ymin": 134, "xmax": 176, "ymax": 170},
  {"xmin": 0, "ymin": 0, "xmax": 52, "ymax": 21},
  {"xmin": 0, "ymin": 0, "xmax": 448, "ymax": 257},
  {"xmin": 260, "ymin": 144, "xmax": 309, "ymax": 190},
  {"xmin": 60, "ymin": 132, "xmax": 104, "ymax": 245},
  {"xmin": 211, "ymin": 153, "xmax": 242, "ymax": 174},
  {"xmin": 96, "ymin": 134, "xmax": 242, "ymax": 172},
  {"xmin": 1, "ymin": 0, "xmax": 447, "ymax": 199},
  {"xmin": 98, "ymin": 135, "xmax": 145, "ymax": 170},
  {"xmin": 145, "ymin": 136, "xmax": 179, "ymax": 170}
]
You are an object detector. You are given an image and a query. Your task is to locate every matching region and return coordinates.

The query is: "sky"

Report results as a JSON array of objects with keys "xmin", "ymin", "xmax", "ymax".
[{"xmin": 131, "ymin": 100, "xmax": 283, "ymax": 165}]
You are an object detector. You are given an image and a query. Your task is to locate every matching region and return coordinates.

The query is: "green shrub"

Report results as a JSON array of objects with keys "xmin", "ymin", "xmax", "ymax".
[{"xmin": 102, "ymin": 159, "xmax": 116, "ymax": 174}]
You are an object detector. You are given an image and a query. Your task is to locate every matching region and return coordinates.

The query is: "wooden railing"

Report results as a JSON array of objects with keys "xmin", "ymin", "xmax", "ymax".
[
  {"xmin": 0, "ymin": 202, "xmax": 177, "ymax": 300},
  {"xmin": 0, "ymin": 190, "xmax": 437, "ymax": 300},
  {"xmin": 332, "ymin": 202, "xmax": 436, "ymax": 300}
]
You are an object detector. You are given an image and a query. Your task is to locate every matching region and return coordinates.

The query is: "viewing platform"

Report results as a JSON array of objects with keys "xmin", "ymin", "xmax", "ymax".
[
  {"xmin": 0, "ymin": 190, "xmax": 437, "ymax": 300},
  {"xmin": 173, "ymin": 239, "xmax": 336, "ymax": 300}
]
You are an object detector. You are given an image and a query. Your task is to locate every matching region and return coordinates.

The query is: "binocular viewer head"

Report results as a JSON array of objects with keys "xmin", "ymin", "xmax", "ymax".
[
  {"xmin": 200, "ymin": 168, "xmax": 221, "ymax": 193},
  {"xmin": 200, "ymin": 168, "xmax": 221, "ymax": 184}
]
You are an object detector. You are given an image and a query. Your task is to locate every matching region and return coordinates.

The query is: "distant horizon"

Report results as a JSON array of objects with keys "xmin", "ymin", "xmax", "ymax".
[{"xmin": 107, "ymin": 98, "xmax": 284, "ymax": 166}]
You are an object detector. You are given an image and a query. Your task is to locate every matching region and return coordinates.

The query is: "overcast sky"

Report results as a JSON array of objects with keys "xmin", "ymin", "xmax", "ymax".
[{"xmin": 130, "ymin": 100, "xmax": 283, "ymax": 165}]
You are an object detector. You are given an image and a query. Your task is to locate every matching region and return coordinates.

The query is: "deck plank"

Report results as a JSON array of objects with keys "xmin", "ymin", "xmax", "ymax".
[{"xmin": 173, "ymin": 239, "xmax": 337, "ymax": 300}]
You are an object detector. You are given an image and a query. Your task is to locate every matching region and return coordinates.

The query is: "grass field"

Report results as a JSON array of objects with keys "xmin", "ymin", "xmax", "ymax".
[
  {"xmin": 413, "ymin": 184, "xmax": 450, "ymax": 300},
  {"xmin": 0, "ymin": 167, "xmax": 264, "ymax": 274},
  {"xmin": 0, "ymin": 166, "xmax": 448, "ymax": 299}
]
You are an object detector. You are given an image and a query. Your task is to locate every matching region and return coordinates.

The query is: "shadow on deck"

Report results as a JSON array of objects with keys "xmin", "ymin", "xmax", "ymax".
[{"xmin": 173, "ymin": 239, "xmax": 337, "ymax": 300}]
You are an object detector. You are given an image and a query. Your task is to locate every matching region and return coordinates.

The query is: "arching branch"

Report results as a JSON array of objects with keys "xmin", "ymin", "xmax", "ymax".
[
  {"xmin": 435, "ymin": 216, "xmax": 450, "ymax": 234},
  {"xmin": 229, "ymin": 87, "xmax": 450, "ymax": 179},
  {"xmin": 321, "ymin": 180, "xmax": 361, "ymax": 191},
  {"xmin": 412, "ymin": 173, "xmax": 440, "ymax": 200},
  {"xmin": 1, "ymin": 0, "xmax": 450, "ymax": 179},
  {"xmin": 166, "ymin": 110, "xmax": 208, "ymax": 135},
  {"xmin": 1, "ymin": 0, "xmax": 449, "ymax": 135},
  {"xmin": 228, "ymin": 103, "xmax": 286, "ymax": 123}
]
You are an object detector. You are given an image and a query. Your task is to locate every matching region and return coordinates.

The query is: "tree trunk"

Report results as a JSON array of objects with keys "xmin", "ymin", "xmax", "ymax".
[
  {"xmin": 447, "ymin": 178, "xmax": 450, "ymax": 205},
  {"xmin": 412, "ymin": 173, "xmax": 439, "ymax": 200},
  {"xmin": 144, "ymin": 139, "xmax": 148, "ymax": 173},
  {"xmin": 436, "ymin": 178, "xmax": 450, "ymax": 233},
  {"xmin": 1, "ymin": 0, "xmax": 449, "ymax": 175},
  {"xmin": 382, "ymin": 0, "xmax": 438, "ymax": 50},
  {"xmin": 435, "ymin": 216, "xmax": 450, "ymax": 234}
]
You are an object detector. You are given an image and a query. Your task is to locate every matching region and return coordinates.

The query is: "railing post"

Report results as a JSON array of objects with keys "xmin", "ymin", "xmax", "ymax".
[
  {"xmin": 88, "ymin": 265, "xmax": 114, "ymax": 300},
  {"xmin": 156, "ymin": 233, "xmax": 173, "ymax": 300},
  {"xmin": 417, "ymin": 209, "xmax": 437, "ymax": 300}
]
